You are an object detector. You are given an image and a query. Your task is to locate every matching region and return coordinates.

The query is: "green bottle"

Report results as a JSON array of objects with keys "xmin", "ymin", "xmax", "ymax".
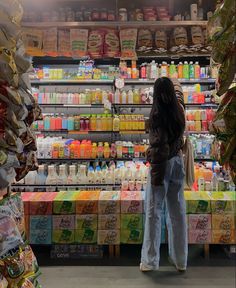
[
  {"xmin": 183, "ymin": 61, "xmax": 190, "ymax": 79},
  {"xmin": 189, "ymin": 61, "xmax": 195, "ymax": 79}
]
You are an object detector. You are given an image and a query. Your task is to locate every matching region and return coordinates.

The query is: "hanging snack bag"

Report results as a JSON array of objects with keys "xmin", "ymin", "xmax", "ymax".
[
  {"xmin": 120, "ymin": 28, "xmax": 138, "ymax": 59},
  {"xmin": 70, "ymin": 29, "xmax": 89, "ymax": 58},
  {"xmin": 88, "ymin": 29, "xmax": 105, "ymax": 59},
  {"xmin": 155, "ymin": 30, "xmax": 167, "ymax": 49},
  {"xmin": 0, "ymin": 0, "xmax": 24, "ymax": 24},
  {"xmin": 22, "ymin": 29, "xmax": 43, "ymax": 57},
  {"xmin": 0, "ymin": 48, "xmax": 18, "ymax": 88},
  {"xmin": 104, "ymin": 29, "xmax": 120, "ymax": 58},
  {"xmin": 191, "ymin": 26, "xmax": 204, "ymax": 45},
  {"xmin": 173, "ymin": 27, "xmax": 188, "ymax": 46},
  {"xmin": 58, "ymin": 30, "xmax": 71, "ymax": 57},
  {"xmin": 0, "ymin": 28, "xmax": 16, "ymax": 51},
  {"xmin": 137, "ymin": 29, "xmax": 153, "ymax": 50},
  {"xmin": 0, "ymin": 9, "xmax": 21, "ymax": 39},
  {"xmin": 43, "ymin": 28, "xmax": 58, "ymax": 57}
]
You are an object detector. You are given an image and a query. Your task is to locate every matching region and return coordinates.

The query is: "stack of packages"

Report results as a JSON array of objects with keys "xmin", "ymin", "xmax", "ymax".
[
  {"xmin": 98, "ymin": 191, "xmax": 121, "ymax": 245},
  {"xmin": 120, "ymin": 191, "xmax": 144, "ymax": 244},
  {"xmin": 0, "ymin": 0, "xmax": 42, "ymax": 287}
]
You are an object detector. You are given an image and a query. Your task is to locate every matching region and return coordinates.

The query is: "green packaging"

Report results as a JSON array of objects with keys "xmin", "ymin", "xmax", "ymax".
[
  {"xmin": 52, "ymin": 229, "xmax": 75, "ymax": 244},
  {"xmin": 53, "ymin": 191, "xmax": 80, "ymax": 215},
  {"xmin": 121, "ymin": 214, "xmax": 143, "ymax": 230},
  {"xmin": 120, "ymin": 229, "xmax": 143, "ymax": 244},
  {"xmin": 75, "ymin": 229, "xmax": 97, "ymax": 244}
]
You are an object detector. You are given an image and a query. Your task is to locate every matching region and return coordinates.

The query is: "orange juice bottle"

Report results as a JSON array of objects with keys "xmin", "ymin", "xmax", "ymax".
[
  {"xmin": 85, "ymin": 141, "xmax": 92, "ymax": 158},
  {"xmin": 133, "ymin": 89, "xmax": 140, "ymax": 104},
  {"xmin": 104, "ymin": 142, "xmax": 111, "ymax": 158},
  {"xmin": 91, "ymin": 143, "xmax": 98, "ymax": 159},
  {"xmin": 80, "ymin": 140, "xmax": 86, "ymax": 158},
  {"xmin": 90, "ymin": 115, "xmax": 97, "ymax": 131},
  {"xmin": 101, "ymin": 115, "xmax": 107, "ymax": 131},
  {"xmin": 107, "ymin": 114, "xmax": 113, "ymax": 131}
]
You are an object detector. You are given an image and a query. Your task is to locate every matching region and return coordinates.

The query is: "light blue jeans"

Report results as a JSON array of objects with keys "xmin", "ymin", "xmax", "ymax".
[{"xmin": 141, "ymin": 155, "xmax": 188, "ymax": 270}]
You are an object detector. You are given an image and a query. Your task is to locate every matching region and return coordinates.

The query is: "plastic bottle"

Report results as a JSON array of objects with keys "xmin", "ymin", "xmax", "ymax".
[
  {"xmin": 183, "ymin": 61, "xmax": 189, "ymax": 79},
  {"xmin": 110, "ymin": 143, "xmax": 117, "ymax": 158},
  {"xmin": 97, "ymin": 142, "xmax": 104, "ymax": 158},
  {"xmin": 77, "ymin": 165, "xmax": 87, "ymax": 184},
  {"xmin": 114, "ymin": 90, "xmax": 121, "ymax": 104},
  {"xmin": 67, "ymin": 116, "xmax": 75, "ymax": 131},
  {"xmin": 67, "ymin": 165, "xmax": 77, "ymax": 184},
  {"xmin": 133, "ymin": 89, "xmax": 140, "ymax": 104},
  {"xmin": 121, "ymin": 91, "xmax": 127, "ymax": 104},
  {"xmin": 150, "ymin": 60, "xmax": 157, "ymax": 79},
  {"xmin": 161, "ymin": 61, "xmax": 168, "ymax": 77},
  {"xmin": 87, "ymin": 165, "xmax": 95, "ymax": 184},
  {"xmin": 128, "ymin": 90, "xmax": 134, "ymax": 104},
  {"xmin": 46, "ymin": 165, "xmax": 58, "ymax": 185},
  {"xmin": 104, "ymin": 142, "xmax": 111, "ymax": 158},
  {"xmin": 113, "ymin": 115, "xmax": 120, "ymax": 131},
  {"xmin": 91, "ymin": 143, "xmax": 98, "ymax": 158},
  {"xmin": 169, "ymin": 61, "xmax": 177, "ymax": 78},
  {"xmin": 44, "ymin": 115, "xmax": 50, "ymax": 131},
  {"xmin": 189, "ymin": 61, "xmax": 195, "ymax": 79},
  {"xmin": 178, "ymin": 62, "xmax": 183, "ymax": 78},
  {"xmin": 35, "ymin": 165, "xmax": 47, "ymax": 185},
  {"xmin": 194, "ymin": 62, "xmax": 201, "ymax": 79},
  {"xmin": 96, "ymin": 115, "xmax": 102, "ymax": 131},
  {"xmin": 102, "ymin": 90, "xmax": 108, "ymax": 104}
]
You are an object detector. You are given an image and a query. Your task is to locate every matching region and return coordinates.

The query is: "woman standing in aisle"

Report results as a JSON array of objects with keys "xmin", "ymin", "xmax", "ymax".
[{"xmin": 140, "ymin": 77, "xmax": 187, "ymax": 272}]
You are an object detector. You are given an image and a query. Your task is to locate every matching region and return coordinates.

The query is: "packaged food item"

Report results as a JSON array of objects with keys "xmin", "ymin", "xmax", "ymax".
[
  {"xmin": 120, "ymin": 29, "xmax": 138, "ymax": 59},
  {"xmin": 58, "ymin": 30, "xmax": 71, "ymax": 57},
  {"xmin": 76, "ymin": 214, "xmax": 97, "ymax": 230},
  {"xmin": 212, "ymin": 230, "xmax": 235, "ymax": 244},
  {"xmin": 52, "ymin": 229, "xmax": 75, "ymax": 244},
  {"xmin": 70, "ymin": 29, "xmax": 88, "ymax": 57},
  {"xmin": 43, "ymin": 28, "xmax": 58, "ymax": 56},
  {"xmin": 121, "ymin": 191, "xmax": 143, "ymax": 213},
  {"xmin": 137, "ymin": 29, "xmax": 153, "ymax": 49},
  {"xmin": 88, "ymin": 30, "xmax": 105, "ymax": 59},
  {"xmin": 188, "ymin": 229, "xmax": 212, "ymax": 244},
  {"xmin": 29, "ymin": 192, "xmax": 57, "ymax": 215},
  {"xmin": 211, "ymin": 192, "xmax": 235, "ymax": 214},
  {"xmin": 75, "ymin": 229, "xmax": 97, "ymax": 244},
  {"xmin": 0, "ymin": 28, "xmax": 16, "ymax": 50},
  {"xmin": 155, "ymin": 30, "xmax": 167, "ymax": 49},
  {"xmin": 0, "ymin": 48, "xmax": 19, "ymax": 87},
  {"xmin": 53, "ymin": 215, "xmax": 75, "ymax": 230},
  {"xmin": 30, "ymin": 229, "xmax": 52, "ymax": 245},
  {"xmin": 121, "ymin": 214, "xmax": 143, "ymax": 230},
  {"xmin": 98, "ymin": 230, "xmax": 120, "ymax": 245},
  {"xmin": 212, "ymin": 214, "xmax": 235, "ymax": 230},
  {"xmin": 0, "ymin": 0, "xmax": 23, "ymax": 23},
  {"xmin": 188, "ymin": 214, "xmax": 211, "ymax": 230},
  {"xmin": 53, "ymin": 191, "xmax": 80, "ymax": 215},
  {"xmin": 191, "ymin": 26, "xmax": 204, "ymax": 45},
  {"xmin": 22, "ymin": 29, "xmax": 43, "ymax": 57},
  {"xmin": 98, "ymin": 214, "xmax": 120, "ymax": 230},
  {"xmin": 30, "ymin": 216, "xmax": 52, "ymax": 230},
  {"xmin": 173, "ymin": 27, "xmax": 188, "ymax": 46},
  {"xmin": 76, "ymin": 191, "xmax": 100, "ymax": 214},
  {"xmin": 104, "ymin": 29, "xmax": 120, "ymax": 58},
  {"xmin": 98, "ymin": 191, "xmax": 120, "ymax": 214},
  {"xmin": 121, "ymin": 229, "xmax": 143, "ymax": 244}
]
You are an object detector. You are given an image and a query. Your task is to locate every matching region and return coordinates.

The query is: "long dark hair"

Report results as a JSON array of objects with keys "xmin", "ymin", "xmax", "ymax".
[{"xmin": 149, "ymin": 77, "xmax": 185, "ymax": 142}]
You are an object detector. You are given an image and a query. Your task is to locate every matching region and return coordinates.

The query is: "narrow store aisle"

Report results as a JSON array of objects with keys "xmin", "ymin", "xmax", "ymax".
[{"xmin": 40, "ymin": 266, "xmax": 235, "ymax": 288}]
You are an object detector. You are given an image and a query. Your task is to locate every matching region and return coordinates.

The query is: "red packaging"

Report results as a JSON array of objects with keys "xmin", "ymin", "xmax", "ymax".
[
  {"xmin": 29, "ymin": 192, "xmax": 57, "ymax": 215},
  {"xmin": 88, "ymin": 29, "xmax": 105, "ymax": 59},
  {"xmin": 21, "ymin": 192, "xmax": 36, "ymax": 215},
  {"xmin": 104, "ymin": 29, "xmax": 120, "ymax": 58}
]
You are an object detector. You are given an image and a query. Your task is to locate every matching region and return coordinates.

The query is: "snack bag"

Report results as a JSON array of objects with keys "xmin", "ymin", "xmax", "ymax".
[
  {"xmin": 137, "ymin": 29, "xmax": 153, "ymax": 49},
  {"xmin": 70, "ymin": 29, "xmax": 88, "ymax": 58},
  {"xmin": 104, "ymin": 29, "xmax": 120, "ymax": 58},
  {"xmin": 173, "ymin": 27, "xmax": 188, "ymax": 46},
  {"xmin": 155, "ymin": 30, "xmax": 167, "ymax": 49},
  {"xmin": 0, "ymin": 48, "xmax": 18, "ymax": 87},
  {"xmin": 191, "ymin": 26, "xmax": 204, "ymax": 45},
  {"xmin": 0, "ymin": 28, "xmax": 16, "ymax": 50},
  {"xmin": 22, "ymin": 29, "xmax": 43, "ymax": 57},
  {"xmin": 0, "ymin": 0, "xmax": 23, "ymax": 24},
  {"xmin": 0, "ymin": 274, "xmax": 8, "ymax": 288},
  {"xmin": 88, "ymin": 29, "xmax": 105, "ymax": 59},
  {"xmin": 58, "ymin": 30, "xmax": 71, "ymax": 57},
  {"xmin": 43, "ymin": 28, "xmax": 58, "ymax": 57},
  {"xmin": 0, "ymin": 9, "xmax": 20, "ymax": 39},
  {"xmin": 120, "ymin": 28, "xmax": 138, "ymax": 59}
]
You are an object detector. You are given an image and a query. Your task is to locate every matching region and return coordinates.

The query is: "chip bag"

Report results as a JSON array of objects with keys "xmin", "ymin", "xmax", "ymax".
[{"xmin": 120, "ymin": 28, "xmax": 138, "ymax": 59}]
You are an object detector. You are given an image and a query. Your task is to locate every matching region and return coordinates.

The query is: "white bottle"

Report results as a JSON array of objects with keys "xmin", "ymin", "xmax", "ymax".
[
  {"xmin": 87, "ymin": 166, "xmax": 95, "ymax": 184},
  {"xmin": 121, "ymin": 91, "xmax": 127, "ymax": 104},
  {"xmin": 77, "ymin": 164, "xmax": 87, "ymax": 185},
  {"xmin": 35, "ymin": 165, "xmax": 46, "ymax": 185},
  {"xmin": 46, "ymin": 165, "xmax": 58, "ymax": 185},
  {"xmin": 102, "ymin": 90, "xmax": 108, "ymax": 104},
  {"xmin": 114, "ymin": 90, "xmax": 121, "ymax": 104},
  {"xmin": 128, "ymin": 90, "xmax": 134, "ymax": 104},
  {"xmin": 25, "ymin": 171, "xmax": 37, "ymax": 185},
  {"xmin": 67, "ymin": 165, "xmax": 77, "ymax": 184},
  {"xmin": 57, "ymin": 165, "xmax": 67, "ymax": 185},
  {"xmin": 150, "ymin": 60, "xmax": 157, "ymax": 79}
]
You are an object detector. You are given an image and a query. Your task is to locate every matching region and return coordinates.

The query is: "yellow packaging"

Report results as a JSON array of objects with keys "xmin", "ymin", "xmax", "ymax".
[
  {"xmin": 97, "ymin": 230, "xmax": 120, "ymax": 245},
  {"xmin": 76, "ymin": 214, "xmax": 98, "ymax": 230},
  {"xmin": 75, "ymin": 229, "xmax": 97, "ymax": 244},
  {"xmin": 210, "ymin": 192, "xmax": 236, "ymax": 214},
  {"xmin": 212, "ymin": 214, "xmax": 235, "ymax": 230},
  {"xmin": 98, "ymin": 191, "xmax": 120, "ymax": 214},
  {"xmin": 212, "ymin": 230, "xmax": 236, "ymax": 244},
  {"xmin": 76, "ymin": 191, "xmax": 100, "ymax": 214},
  {"xmin": 98, "ymin": 214, "xmax": 121, "ymax": 230},
  {"xmin": 52, "ymin": 229, "xmax": 75, "ymax": 244}
]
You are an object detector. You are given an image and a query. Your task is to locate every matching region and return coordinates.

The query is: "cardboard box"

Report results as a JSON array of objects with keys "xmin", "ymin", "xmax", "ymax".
[
  {"xmin": 30, "ymin": 229, "xmax": 52, "ymax": 245},
  {"xmin": 121, "ymin": 191, "xmax": 143, "ymax": 214},
  {"xmin": 21, "ymin": 192, "xmax": 36, "ymax": 215},
  {"xmin": 76, "ymin": 214, "xmax": 98, "ymax": 230},
  {"xmin": 53, "ymin": 191, "xmax": 80, "ymax": 215},
  {"xmin": 188, "ymin": 229, "xmax": 212, "ymax": 244},
  {"xmin": 98, "ymin": 191, "xmax": 120, "ymax": 214},
  {"xmin": 24, "ymin": 215, "xmax": 29, "ymax": 238},
  {"xmin": 30, "ymin": 192, "xmax": 57, "ymax": 215},
  {"xmin": 98, "ymin": 214, "xmax": 120, "ymax": 230},
  {"xmin": 98, "ymin": 230, "xmax": 120, "ymax": 245},
  {"xmin": 121, "ymin": 214, "xmax": 143, "ymax": 230},
  {"xmin": 120, "ymin": 229, "xmax": 143, "ymax": 244},
  {"xmin": 211, "ymin": 192, "xmax": 236, "ymax": 214},
  {"xmin": 212, "ymin": 230, "xmax": 236, "ymax": 244},
  {"xmin": 76, "ymin": 191, "xmax": 100, "ymax": 214},
  {"xmin": 52, "ymin": 229, "xmax": 75, "ymax": 244},
  {"xmin": 53, "ymin": 215, "xmax": 75, "ymax": 230},
  {"xmin": 30, "ymin": 215, "xmax": 52, "ymax": 230},
  {"xmin": 188, "ymin": 214, "xmax": 212, "ymax": 230},
  {"xmin": 75, "ymin": 229, "xmax": 97, "ymax": 244},
  {"xmin": 212, "ymin": 214, "xmax": 235, "ymax": 230}
]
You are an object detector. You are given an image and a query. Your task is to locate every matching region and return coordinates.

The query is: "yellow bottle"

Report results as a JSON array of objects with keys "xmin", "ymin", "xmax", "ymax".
[
  {"xmin": 133, "ymin": 89, "xmax": 140, "ymax": 104},
  {"xmin": 113, "ymin": 115, "xmax": 120, "ymax": 131},
  {"xmin": 101, "ymin": 115, "xmax": 107, "ymax": 131},
  {"xmin": 91, "ymin": 143, "xmax": 98, "ymax": 159},
  {"xmin": 104, "ymin": 142, "xmax": 111, "ymax": 158}
]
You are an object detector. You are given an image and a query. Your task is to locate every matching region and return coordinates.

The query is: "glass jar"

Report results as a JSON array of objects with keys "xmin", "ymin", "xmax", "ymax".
[
  {"xmin": 108, "ymin": 10, "xmax": 116, "ymax": 21},
  {"xmin": 84, "ymin": 10, "xmax": 92, "ymax": 21},
  {"xmin": 135, "ymin": 9, "xmax": 144, "ymax": 21},
  {"xmin": 92, "ymin": 9, "xmax": 100, "ymax": 21},
  {"xmin": 75, "ymin": 11, "xmax": 83, "ymax": 21},
  {"xmin": 100, "ymin": 9, "xmax": 108, "ymax": 21},
  {"xmin": 119, "ymin": 8, "xmax": 128, "ymax": 21}
]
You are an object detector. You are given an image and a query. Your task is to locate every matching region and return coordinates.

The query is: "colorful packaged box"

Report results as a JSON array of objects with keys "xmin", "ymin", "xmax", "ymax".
[
  {"xmin": 76, "ymin": 214, "xmax": 98, "ymax": 230},
  {"xmin": 185, "ymin": 191, "xmax": 211, "ymax": 214},
  {"xmin": 121, "ymin": 191, "xmax": 143, "ymax": 214},
  {"xmin": 30, "ymin": 215, "xmax": 52, "ymax": 230},
  {"xmin": 121, "ymin": 214, "xmax": 143, "ymax": 230},
  {"xmin": 212, "ymin": 230, "xmax": 236, "ymax": 244},
  {"xmin": 75, "ymin": 229, "xmax": 97, "ymax": 244},
  {"xmin": 21, "ymin": 192, "xmax": 38, "ymax": 215},
  {"xmin": 53, "ymin": 215, "xmax": 75, "ymax": 230},
  {"xmin": 53, "ymin": 191, "xmax": 80, "ymax": 215},
  {"xmin": 98, "ymin": 191, "xmax": 120, "ymax": 214},
  {"xmin": 98, "ymin": 214, "xmax": 120, "ymax": 230},
  {"xmin": 76, "ymin": 191, "xmax": 100, "ymax": 214},
  {"xmin": 188, "ymin": 229, "xmax": 212, "ymax": 244},
  {"xmin": 120, "ymin": 229, "xmax": 143, "ymax": 244},
  {"xmin": 188, "ymin": 214, "xmax": 212, "ymax": 230},
  {"xmin": 30, "ymin": 229, "xmax": 52, "ymax": 245},
  {"xmin": 212, "ymin": 214, "xmax": 235, "ymax": 230},
  {"xmin": 98, "ymin": 230, "xmax": 120, "ymax": 245},
  {"xmin": 52, "ymin": 229, "xmax": 75, "ymax": 244},
  {"xmin": 24, "ymin": 215, "xmax": 29, "ymax": 239},
  {"xmin": 210, "ymin": 192, "xmax": 236, "ymax": 214},
  {"xmin": 30, "ymin": 192, "xmax": 57, "ymax": 215}
]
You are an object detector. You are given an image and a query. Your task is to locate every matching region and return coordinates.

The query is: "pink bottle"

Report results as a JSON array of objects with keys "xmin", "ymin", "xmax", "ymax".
[{"xmin": 202, "ymin": 121, "xmax": 208, "ymax": 131}]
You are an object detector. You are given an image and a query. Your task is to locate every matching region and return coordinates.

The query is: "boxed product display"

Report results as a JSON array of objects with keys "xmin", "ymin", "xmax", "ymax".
[
  {"xmin": 121, "ymin": 191, "xmax": 144, "ymax": 214},
  {"xmin": 98, "ymin": 214, "xmax": 121, "ymax": 230},
  {"xmin": 30, "ymin": 229, "xmax": 52, "ymax": 245},
  {"xmin": 212, "ymin": 230, "xmax": 236, "ymax": 244},
  {"xmin": 76, "ymin": 214, "xmax": 98, "ymax": 230},
  {"xmin": 212, "ymin": 214, "xmax": 235, "ymax": 230},
  {"xmin": 30, "ymin": 215, "xmax": 52, "ymax": 230},
  {"xmin": 76, "ymin": 191, "xmax": 100, "ymax": 214},
  {"xmin": 98, "ymin": 191, "xmax": 121, "ymax": 214},
  {"xmin": 53, "ymin": 191, "xmax": 80, "ymax": 215},
  {"xmin": 53, "ymin": 215, "xmax": 75, "ymax": 230},
  {"xmin": 121, "ymin": 214, "xmax": 143, "ymax": 230},
  {"xmin": 188, "ymin": 214, "xmax": 212, "ymax": 230},
  {"xmin": 185, "ymin": 191, "xmax": 211, "ymax": 214},
  {"xmin": 211, "ymin": 192, "xmax": 236, "ymax": 214},
  {"xmin": 98, "ymin": 230, "xmax": 120, "ymax": 245},
  {"xmin": 75, "ymin": 229, "xmax": 97, "ymax": 244},
  {"xmin": 52, "ymin": 229, "xmax": 75, "ymax": 244},
  {"xmin": 188, "ymin": 229, "xmax": 212, "ymax": 244},
  {"xmin": 121, "ymin": 229, "xmax": 143, "ymax": 244}
]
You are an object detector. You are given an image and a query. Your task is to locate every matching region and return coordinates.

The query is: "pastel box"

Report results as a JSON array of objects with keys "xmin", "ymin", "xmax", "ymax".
[
  {"xmin": 121, "ymin": 214, "xmax": 143, "ymax": 230},
  {"xmin": 212, "ymin": 214, "xmax": 235, "ymax": 230},
  {"xmin": 121, "ymin": 191, "xmax": 144, "ymax": 214},
  {"xmin": 188, "ymin": 230, "xmax": 212, "ymax": 244},
  {"xmin": 212, "ymin": 230, "xmax": 236, "ymax": 244},
  {"xmin": 30, "ymin": 215, "xmax": 52, "ymax": 230},
  {"xmin": 76, "ymin": 191, "xmax": 100, "ymax": 214},
  {"xmin": 98, "ymin": 214, "xmax": 120, "ymax": 230},
  {"xmin": 188, "ymin": 214, "xmax": 212, "ymax": 230},
  {"xmin": 211, "ymin": 192, "xmax": 236, "ymax": 214},
  {"xmin": 20, "ymin": 192, "xmax": 36, "ymax": 215},
  {"xmin": 30, "ymin": 229, "xmax": 52, "ymax": 245},
  {"xmin": 98, "ymin": 191, "xmax": 120, "ymax": 214},
  {"xmin": 53, "ymin": 191, "xmax": 80, "ymax": 215},
  {"xmin": 53, "ymin": 215, "xmax": 75, "ymax": 230},
  {"xmin": 29, "ymin": 192, "xmax": 57, "ymax": 215},
  {"xmin": 98, "ymin": 230, "xmax": 120, "ymax": 245},
  {"xmin": 75, "ymin": 229, "xmax": 97, "ymax": 244},
  {"xmin": 120, "ymin": 229, "xmax": 143, "ymax": 244},
  {"xmin": 52, "ymin": 229, "xmax": 75, "ymax": 244},
  {"xmin": 76, "ymin": 214, "xmax": 98, "ymax": 230}
]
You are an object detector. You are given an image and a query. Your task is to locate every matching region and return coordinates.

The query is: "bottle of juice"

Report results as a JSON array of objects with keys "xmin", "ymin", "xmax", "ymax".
[
  {"xmin": 114, "ymin": 90, "xmax": 120, "ymax": 104},
  {"xmin": 113, "ymin": 115, "xmax": 120, "ymax": 131},
  {"xmin": 90, "ymin": 114, "xmax": 97, "ymax": 131},
  {"xmin": 107, "ymin": 114, "xmax": 113, "ymax": 131},
  {"xmin": 160, "ymin": 61, "xmax": 168, "ymax": 77},
  {"xmin": 110, "ymin": 143, "xmax": 116, "ymax": 158},
  {"xmin": 169, "ymin": 61, "xmax": 177, "ymax": 78},
  {"xmin": 128, "ymin": 90, "xmax": 134, "ymax": 104},
  {"xmin": 133, "ymin": 89, "xmax": 140, "ymax": 104},
  {"xmin": 178, "ymin": 62, "xmax": 183, "ymax": 78},
  {"xmin": 91, "ymin": 143, "xmax": 97, "ymax": 158},
  {"xmin": 67, "ymin": 116, "xmax": 75, "ymax": 131},
  {"xmin": 121, "ymin": 91, "xmax": 127, "ymax": 104},
  {"xmin": 102, "ymin": 90, "xmax": 108, "ymax": 104},
  {"xmin": 96, "ymin": 115, "xmax": 102, "ymax": 131},
  {"xmin": 189, "ymin": 61, "xmax": 195, "ymax": 79},
  {"xmin": 116, "ymin": 141, "xmax": 123, "ymax": 158},
  {"xmin": 101, "ymin": 115, "xmax": 107, "ymax": 131},
  {"xmin": 97, "ymin": 142, "xmax": 104, "ymax": 158},
  {"xmin": 44, "ymin": 115, "xmax": 50, "ymax": 130},
  {"xmin": 150, "ymin": 60, "xmax": 157, "ymax": 79},
  {"xmin": 183, "ymin": 61, "xmax": 189, "ymax": 79},
  {"xmin": 104, "ymin": 142, "xmax": 111, "ymax": 158},
  {"xmin": 194, "ymin": 62, "xmax": 200, "ymax": 79}
]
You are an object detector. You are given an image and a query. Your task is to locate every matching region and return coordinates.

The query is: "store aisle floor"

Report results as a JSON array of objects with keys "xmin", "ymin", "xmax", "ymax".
[{"xmin": 40, "ymin": 266, "xmax": 235, "ymax": 288}]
